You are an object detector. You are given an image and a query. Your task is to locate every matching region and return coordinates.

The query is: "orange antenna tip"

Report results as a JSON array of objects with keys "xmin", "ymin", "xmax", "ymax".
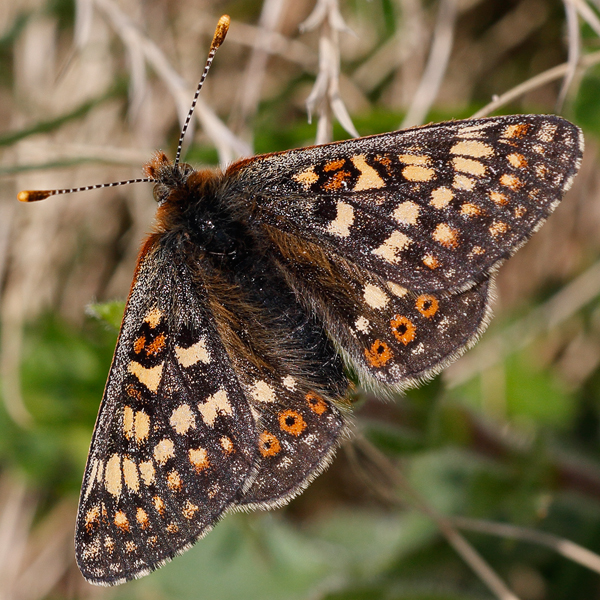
[
  {"xmin": 18, "ymin": 190, "xmax": 52, "ymax": 202},
  {"xmin": 213, "ymin": 15, "xmax": 230, "ymax": 49}
]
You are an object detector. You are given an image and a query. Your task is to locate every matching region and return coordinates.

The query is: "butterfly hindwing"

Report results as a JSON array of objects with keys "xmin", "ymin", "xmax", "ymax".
[
  {"xmin": 267, "ymin": 231, "xmax": 491, "ymax": 389},
  {"xmin": 76, "ymin": 240, "xmax": 258, "ymax": 585},
  {"xmin": 230, "ymin": 115, "xmax": 582, "ymax": 293},
  {"xmin": 235, "ymin": 375, "xmax": 345, "ymax": 509}
]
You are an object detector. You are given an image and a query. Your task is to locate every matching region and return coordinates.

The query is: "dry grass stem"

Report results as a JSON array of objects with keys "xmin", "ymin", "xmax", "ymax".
[
  {"xmin": 301, "ymin": 0, "xmax": 358, "ymax": 143},
  {"xmin": 556, "ymin": 0, "xmax": 581, "ymax": 112},
  {"xmin": 452, "ymin": 516, "xmax": 600, "ymax": 575},
  {"xmin": 235, "ymin": 0, "xmax": 288, "ymax": 141},
  {"xmin": 93, "ymin": 0, "xmax": 251, "ymax": 163},
  {"xmin": 472, "ymin": 49, "xmax": 600, "ymax": 117},
  {"xmin": 401, "ymin": 0, "xmax": 458, "ymax": 128},
  {"xmin": 353, "ymin": 436, "xmax": 522, "ymax": 600}
]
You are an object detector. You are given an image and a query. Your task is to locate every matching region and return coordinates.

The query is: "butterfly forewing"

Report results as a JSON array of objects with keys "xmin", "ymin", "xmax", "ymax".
[
  {"xmin": 76, "ymin": 241, "xmax": 258, "ymax": 585},
  {"xmin": 231, "ymin": 115, "xmax": 582, "ymax": 293}
]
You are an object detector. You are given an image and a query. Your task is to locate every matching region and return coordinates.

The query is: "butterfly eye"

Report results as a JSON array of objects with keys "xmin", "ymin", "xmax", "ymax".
[{"xmin": 153, "ymin": 183, "xmax": 171, "ymax": 204}]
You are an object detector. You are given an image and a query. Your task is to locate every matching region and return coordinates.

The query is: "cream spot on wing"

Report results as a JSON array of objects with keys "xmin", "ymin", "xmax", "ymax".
[
  {"xmin": 500, "ymin": 173, "xmax": 523, "ymax": 190},
  {"xmin": 351, "ymin": 155, "xmax": 385, "ymax": 191},
  {"xmin": 114, "ymin": 511, "xmax": 129, "ymax": 532},
  {"xmin": 175, "ymin": 339, "xmax": 210, "ymax": 367},
  {"xmin": 128, "ymin": 361, "xmax": 163, "ymax": 393},
  {"xmin": 502, "ymin": 123, "xmax": 530, "ymax": 139},
  {"xmin": 355, "ymin": 316, "xmax": 370, "ymax": 333},
  {"xmin": 154, "ymin": 439, "xmax": 175, "ymax": 464},
  {"xmin": 134, "ymin": 410, "xmax": 150, "ymax": 443},
  {"xmin": 144, "ymin": 307, "xmax": 163, "ymax": 328},
  {"xmin": 392, "ymin": 201, "xmax": 419, "ymax": 225},
  {"xmin": 153, "ymin": 496, "xmax": 165, "ymax": 515},
  {"xmin": 293, "ymin": 166, "xmax": 319, "ymax": 189},
  {"xmin": 423, "ymin": 254, "xmax": 440, "ymax": 269},
  {"xmin": 125, "ymin": 541, "xmax": 136, "ymax": 554},
  {"xmin": 402, "ymin": 165, "xmax": 434, "ymax": 182},
  {"xmin": 139, "ymin": 460, "xmax": 155, "ymax": 485},
  {"xmin": 326, "ymin": 201, "xmax": 354, "ymax": 237},
  {"xmin": 84, "ymin": 506, "xmax": 100, "ymax": 531},
  {"xmin": 507, "ymin": 153, "xmax": 527, "ymax": 168},
  {"xmin": 104, "ymin": 454, "xmax": 122, "ymax": 498},
  {"xmin": 372, "ymin": 231, "xmax": 411, "ymax": 264},
  {"xmin": 123, "ymin": 406, "xmax": 134, "ymax": 440},
  {"xmin": 457, "ymin": 122, "xmax": 495, "ymax": 136},
  {"xmin": 535, "ymin": 164, "xmax": 548, "ymax": 180},
  {"xmin": 490, "ymin": 191, "xmax": 508, "ymax": 205},
  {"xmin": 122, "ymin": 457, "xmax": 139, "ymax": 492},
  {"xmin": 170, "ymin": 404, "xmax": 196, "ymax": 435},
  {"xmin": 537, "ymin": 122, "xmax": 557, "ymax": 142},
  {"xmin": 490, "ymin": 221, "xmax": 509, "ymax": 236},
  {"xmin": 84, "ymin": 459, "xmax": 100, "ymax": 500},
  {"xmin": 398, "ymin": 154, "xmax": 431, "ymax": 165},
  {"xmin": 514, "ymin": 206, "xmax": 527, "ymax": 218},
  {"xmin": 432, "ymin": 223, "xmax": 460, "ymax": 248},
  {"xmin": 450, "ymin": 140, "xmax": 493, "ymax": 157},
  {"xmin": 220, "ymin": 436, "xmax": 234, "ymax": 454},
  {"xmin": 430, "ymin": 186, "xmax": 453, "ymax": 209},
  {"xmin": 189, "ymin": 448, "xmax": 210, "ymax": 472},
  {"xmin": 183, "ymin": 500, "xmax": 199, "ymax": 519},
  {"xmin": 363, "ymin": 283, "xmax": 389, "ymax": 309},
  {"xmin": 167, "ymin": 470, "xmax": 182, "ymax": 491},
  {"xmin": 461, "ymin": 203, "xmax": 481, "ymax": 216},
  {"xmin": 282, "ymin": 376, "xmax": 297, "ymax": 391},
  {"xmin": 104, "ymin": 537, "xmax": 115, "ymax": 553},
  {"xmin": 470, "ymin": 245, "xmax": 485, "ymax": 256},
  {"xmin": 250, "ymin": 380, "xmax": 276, "ymax": 403},
  {"xmin": 386, "ymin": 281, "xmax": 408, "ymax": 297},
  {"xmin": 136, "ymin": 507, "xmax": 149, "ymax": 528},
  {"xmin": 452, "ymin": 157, "xmax": 485, "ymax": 176},
  {"xmin": 453, "ymin": 174, "xmax": 475, "ymax": 190},
  {"xmin": 198, "ymin": 388, "xmax": 233, "ymax": 426},
  {"xmin": 82, "ymin": 538, "xmax": 101, "ymax": 560}
]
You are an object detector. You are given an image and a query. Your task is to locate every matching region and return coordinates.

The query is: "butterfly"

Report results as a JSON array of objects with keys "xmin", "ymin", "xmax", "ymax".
[{"xmin": 19, "ymin": 15, "xmax": 583, "ymax": 586}]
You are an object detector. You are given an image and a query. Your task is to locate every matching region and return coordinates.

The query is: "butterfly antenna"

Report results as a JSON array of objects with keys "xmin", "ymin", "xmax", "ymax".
[
  {"xmin": 174, "ymin": 14, "xmax": 230, "ymax": 167},
  {"xmin": 18, "ymin": 177, "xmax": 154, "ymax": 203},
  {"xmin": 18, "ymin": 16, "xmax": 230, "ymax": 203}
]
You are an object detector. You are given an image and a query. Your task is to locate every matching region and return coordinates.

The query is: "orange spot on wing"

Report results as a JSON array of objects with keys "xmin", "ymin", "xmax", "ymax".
[
  {"xmin": 324, "ymin": 170, "xmax": 352, "ymax": 191},
  {"xmin": 365, "ymin": 339, "xmax": 393, "ymax": 367},
  {"xmin": 145, "ymin": 333, "xmax": 166, "ymax": 356},
  {"xmin": 279, "ymin": 410, "xmax": 307, "ymax": 436},
  {"xmin": 390, "ymin": 315, "xmax": 416, "ymax": 345},
  {"xmin": 324, "ymin": 159, "xmax": 346, "ymax": 171},
  {"xmin": 259, "ymin": 431, "xmax": 281, "ymax": 457},
  {"xmin": 306, "ymin": 392, "xmax": 328, "ymax": 415},
  {"xmin": 134, "ymin": 336, "xmax": 146, "ymax": 354},
  {"xmin": 415, "ymin": 295, "xmax": 439, "ymax": 318}
]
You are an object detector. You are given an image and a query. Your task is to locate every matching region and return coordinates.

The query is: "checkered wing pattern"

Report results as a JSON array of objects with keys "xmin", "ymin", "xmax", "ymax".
[
  {"xmin": 75, "ymin": 239, "xmax": 344, "ymax": 585},
  {"xmin": 232, "ymin": 115, "xmax": 582, "ymax": 293}
]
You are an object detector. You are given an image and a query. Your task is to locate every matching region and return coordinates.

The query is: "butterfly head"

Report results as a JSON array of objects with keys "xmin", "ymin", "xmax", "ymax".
[{"xmin": 143, "ymin": 151, "xmax": 196, "ymax": 206}]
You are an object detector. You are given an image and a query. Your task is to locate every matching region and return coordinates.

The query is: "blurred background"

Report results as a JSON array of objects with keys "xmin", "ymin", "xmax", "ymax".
[{"xmin": 2, "ymin": 0, "xmax": 600, "ymax": 598}]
